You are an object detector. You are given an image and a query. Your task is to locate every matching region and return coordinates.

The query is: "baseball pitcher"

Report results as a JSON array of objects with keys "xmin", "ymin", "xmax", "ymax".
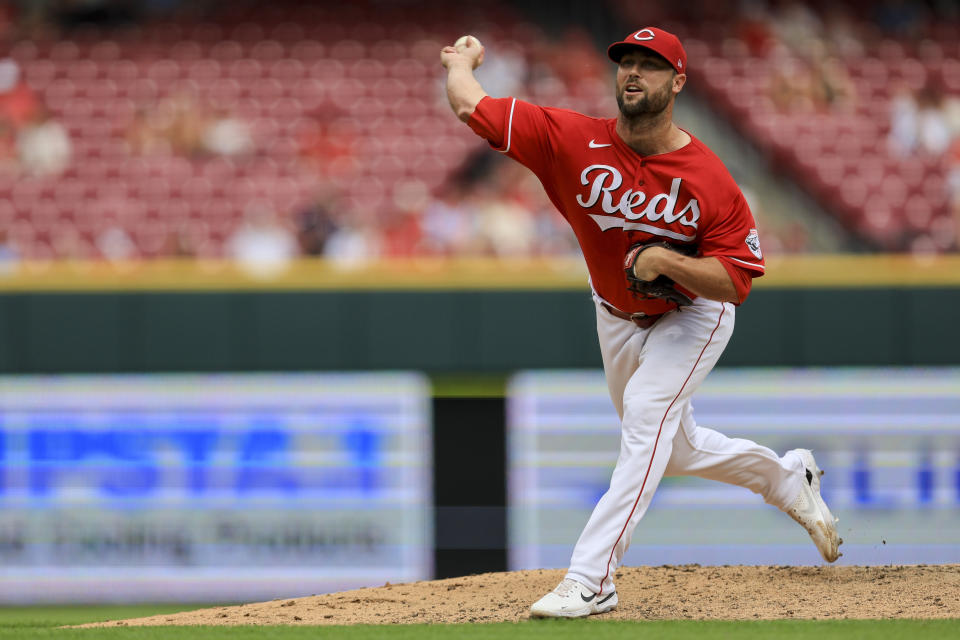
[{"xmin": 440, "ymin": 28, "xmax": 842, "ymax": 618}]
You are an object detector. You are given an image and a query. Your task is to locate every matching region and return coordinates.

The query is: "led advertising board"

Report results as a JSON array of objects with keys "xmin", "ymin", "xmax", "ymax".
[
  {"xmin": 508, "ymin": 369, "xmax": 960, "ymax": 569},
  {"xmin": 0, "ymin": 373, "xmax": 432, "ymax": 603}
]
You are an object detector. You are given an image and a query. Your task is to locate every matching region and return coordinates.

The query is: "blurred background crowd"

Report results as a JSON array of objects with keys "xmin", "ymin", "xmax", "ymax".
[{"xmin": 0, "ymin": 0, "xmax": 957, "ymax": 270}]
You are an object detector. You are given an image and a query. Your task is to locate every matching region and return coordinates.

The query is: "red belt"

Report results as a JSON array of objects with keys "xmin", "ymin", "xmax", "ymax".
[{"xmin": 601, "ymin": 302, "xmax": 665, "ymax": 329}]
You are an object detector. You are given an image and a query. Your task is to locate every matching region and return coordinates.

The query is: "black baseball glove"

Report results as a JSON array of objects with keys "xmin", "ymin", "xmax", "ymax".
[{"xmin": 623, "ymin": 241, "xmax": 698, "ymax": 307}]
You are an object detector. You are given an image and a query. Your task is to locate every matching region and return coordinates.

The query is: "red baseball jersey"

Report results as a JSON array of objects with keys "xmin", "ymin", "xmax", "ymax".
[{"xmin": 468, "ymin": 96, "xmax": 765, "ymax": 315}]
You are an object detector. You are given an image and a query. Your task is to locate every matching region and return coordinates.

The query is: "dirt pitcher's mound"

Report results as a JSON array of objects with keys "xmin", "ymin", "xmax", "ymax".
[{"xmin": 81, "ymin": 565, "xmax": 959, "ymax": 627}]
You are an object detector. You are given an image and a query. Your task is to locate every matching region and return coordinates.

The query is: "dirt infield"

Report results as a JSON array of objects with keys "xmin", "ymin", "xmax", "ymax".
[{"xmin": 81, "ymin": 565, "xmax": 959, "ymax": 627}]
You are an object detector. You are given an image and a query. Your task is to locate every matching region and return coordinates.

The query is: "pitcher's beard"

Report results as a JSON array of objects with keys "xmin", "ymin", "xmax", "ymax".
[{"xmin": 616, "ymin": 81, "xmax": 672, "ymax": 119}]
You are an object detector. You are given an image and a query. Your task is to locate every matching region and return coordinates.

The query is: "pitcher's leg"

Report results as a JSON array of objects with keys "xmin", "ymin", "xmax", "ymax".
[
  {"xmin": 592, "ymin": 295, "xmax": 646, "ymax": 420},
  {"xmin": 664, "ymin": 403, "xmax": 805, "ymax": 510},
  {"xmin": 567, "ymin": 299, "xmax": 734, "ymax": 595},
  {"xmin": 663, "ymin": 405, "xmax": 843, "ymax": 561}
]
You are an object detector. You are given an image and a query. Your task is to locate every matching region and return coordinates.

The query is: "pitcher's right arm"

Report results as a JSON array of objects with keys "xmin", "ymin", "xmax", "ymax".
[{"xmin": 440, "ymin": 39, "xmax": 487, "ymax": 122}]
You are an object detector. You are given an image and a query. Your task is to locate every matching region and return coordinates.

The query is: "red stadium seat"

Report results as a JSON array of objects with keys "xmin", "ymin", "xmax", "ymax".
[
  {"xmin": 188, "ymin": 23, "xmax": 224, "ymax": 43},
  {"xmin": 308, "ymin": 59, "xmax": 346, "ymax": 83},
  {"xmin": 903, "ymin": 194, "xmax": 935, "ymax": 231},
  {"xmin": 268, "ymin": 58, "xmax": 305, "ymax": 85},
  {"xmin": 291, "ymin": 79, "xmax": 325, "ymax": 111},
  {"xmin": 270, "ymin": 23, "xmax": 305, "ymax": 43},
  {"xmin": 330, "ymin": 40, "xmax": 367, "ymax": 60},
  {"xmin": 370, "ymin": 40, "xmax": 408, "ymax": 61},
  {"xmin": 289, "ymin": 40, "xmax": 326, "ymax": 61},
  {"xmin": 231, "ymin": 23, "xmax": 265, "ymax": 43},
  {"xmin": 210, "ymin": 40, "xmax": 243, "ymax": 61},
  {"xmin": 250, "ymin": 40, "xmax": 285, "ymax": 61},
  {"xmin": 10, "ymin": 40, "xmax": 39, "ymax": 62},
  {"xmin": 389, "ymin": 58, "xmax": 428, "ymax": 80},
  {"xmin": 49, "ymin": 41, "xmax": 80, "ymax": 61}
]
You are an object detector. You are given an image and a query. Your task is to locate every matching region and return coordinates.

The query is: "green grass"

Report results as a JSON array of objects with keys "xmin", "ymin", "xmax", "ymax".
[{"xmin": 0, "ymin": 606, "xmax": 957, "ymax": 639}]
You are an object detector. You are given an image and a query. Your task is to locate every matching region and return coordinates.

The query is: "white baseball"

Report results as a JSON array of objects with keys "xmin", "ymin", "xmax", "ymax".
[
  {"xmin": 454, "ymin": 35, "xmax": 483, "ymax": 68},
  {"xmin": 454, "ymin": 34, "xmax": 481, "ymax": 50}
]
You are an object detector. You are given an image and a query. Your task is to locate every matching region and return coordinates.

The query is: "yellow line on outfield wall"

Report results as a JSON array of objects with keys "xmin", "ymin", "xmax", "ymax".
[{"xmin": 0, "ymin": 255, "xmax": 957, "ymax": 291}]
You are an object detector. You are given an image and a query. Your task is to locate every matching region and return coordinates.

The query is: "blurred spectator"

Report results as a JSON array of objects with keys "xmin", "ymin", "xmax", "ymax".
[
  {"xmin": 873, "ymin": 0, "xmax": 929, "ymax": 37},
  {"xmin": 126, "ymin": 107, "xmax": 170, "ymax": 156},
  {"xmin": 295, "ymin": 198, "xmax": 340, "ymax": 256},
  {"xmin": 475, "ymin": 41, "xmax": 527, "ymax": 99},
  {"xmin": 127, "ymin": 93, "xmax": 254, "ymax": 159},
  {"xmin": 165, "ymin": 93, "xmax": 206, "ymax": 157},
  {"xmin": 950, "ymin": 139, "xmax": 960, "ymax": 193},
  {"xmin": 298, "ymin": 117, "xmax": 359, "ymax": 180},
  {"xmin": 771, "ymin": 1, "xmax": 823, "ymax": 56},
  {"xmin": 127, "ymin": 93, "xmax": 211, "ymax": 158},
  {"xmin": 163, "ymin": 221, "xmax": 211, "ymax": 258},
  {"xmin": 822, "ymin": 5, "xmax": 865, "ymax": 58},
  {"xmin": 769, "ymin": 59, "xmax": 817, "ymax": 112},
  {"xmin": 809, "ymin": 53, "xmax": 856, "ymax": 112},
  {"xmin": 888, "ymin": 83, "xmax": 920, "ymax": 155},
  {"xmin": 202, "ymin": 109, "xmax": 254, "ymax": 157},
  {"xmin": 381, "ymin": 179, "xmax": 427, "ymax": 258},
  {"xmin": 516, "ymin": 171, "xmax": 579, "ymax": 257},
  {"xmin": 227, "ymin": 202, "xmax": 298, "ymax": 278},
  {"xmin": 767, "ymin": 44, "xmax": 856, "ymax": 113},
  {"xmin": 0, "ymin": 120, "xmax": 18, "ymax": 171},
  {"xmin": 736, "ymin": 3, "xmax": 775, "ymax": 57},
  {"xmin": 16, "ymin": 108, "xmax": 71, "ymax": 176},
  {"xmin": 0, "ymin": 58, "xmax": 72, "ymax": 176},
  {"xmin": 945, "ymin": 93, "xmax": 960, "ymax": 139},
  {"xmin": 0, "ymin": 229, "xmax": 19, "ymax": 275},
  {"xmin": 96, "ymin": 225, "xmax": 138, "ymax": 261},
  {"xmin": 0, "ymin": 58, "xmax": 38, "ymax": 129},
  {"xmin": 948, "ymin": 139, "xmax": 960, "ymax": 247},
  {"xmin": 324, "ymin": 214, "xmax": 382, "ymax": 266},
  {"xmin": 477, "ymin": 189, "xmax": 535, "ymax": 257},
  {"xmin": 54, "ymin": 225, "xmax": 95, "ymax": 261},
  {"xmin": 916, "ymin": 84, "xmax": 953, "ymax": 155},
  {"xmin": 380, "ymin": 209, "xmax": 423, "ymax": 258},
  {"xmin": 420, "ymin": 186, "xmax": 474, "ymax": 256},
  {"xmin": 889, "ymin": 83, "xmax": 953, "ymax": 156}
]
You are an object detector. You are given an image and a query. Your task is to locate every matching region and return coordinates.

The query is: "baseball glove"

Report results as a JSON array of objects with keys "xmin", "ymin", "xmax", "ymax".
[{"xmin": 623, "ymin": 241, "xmax": 698, "ymax": 307}]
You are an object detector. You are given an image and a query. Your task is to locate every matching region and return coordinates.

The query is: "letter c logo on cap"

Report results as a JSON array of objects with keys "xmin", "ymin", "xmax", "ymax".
[{"xmin": 632, "ymin": 29, "xmax": 655, "ymax": 41}]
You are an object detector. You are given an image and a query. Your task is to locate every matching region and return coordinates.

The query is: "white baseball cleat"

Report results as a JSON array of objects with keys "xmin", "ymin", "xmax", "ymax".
[
  {"xmin": 530, "ymin": 578, "xmax": 618, "ymax": 618},
  {"xmin": 785, "ymin": 449, "xmax": 843, "ymax": 563}
]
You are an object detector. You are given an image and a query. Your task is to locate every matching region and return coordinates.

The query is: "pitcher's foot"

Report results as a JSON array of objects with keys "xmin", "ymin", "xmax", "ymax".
[
  {"xmin": 785, "ymin": 449, "xmax": 843, "ymax": 562},
  {"xmin": 530, "ymin": 578, "xmax": 618, "ymax": 618}
]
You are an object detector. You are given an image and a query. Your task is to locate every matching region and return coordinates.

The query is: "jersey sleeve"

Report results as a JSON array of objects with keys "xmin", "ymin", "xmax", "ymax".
[
  {"xmin": 699, "ymin": 191, "xmax": 766, "ymax": 303},
  {"xmin": 467, "ymin": 96, "xmax": 556, "ymax": 176}
]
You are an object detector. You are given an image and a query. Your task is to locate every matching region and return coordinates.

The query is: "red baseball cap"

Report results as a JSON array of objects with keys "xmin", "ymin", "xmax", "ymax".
[{"xmin": 607, "ymin": 27, "xmax": 687, "ymax": 74}]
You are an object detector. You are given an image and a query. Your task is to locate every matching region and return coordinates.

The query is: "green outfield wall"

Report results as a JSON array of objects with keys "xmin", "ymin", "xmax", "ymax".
[
  {"xmin": 0, "ymin": 287, "xmax": 956, "ymax": 373},
  {"xmin": 0, "ymin": 256, "xmax": 956, "ymax": 373}
]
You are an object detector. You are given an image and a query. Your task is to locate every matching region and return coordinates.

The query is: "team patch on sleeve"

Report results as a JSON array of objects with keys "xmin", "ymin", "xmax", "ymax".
[{"xmin": 745, "ymin": 228, "xmax": 762, "ymax": 259}]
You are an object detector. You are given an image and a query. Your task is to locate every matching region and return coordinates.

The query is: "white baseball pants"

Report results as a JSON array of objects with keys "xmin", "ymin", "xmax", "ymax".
[{"xmin": 566, "ymin": 294, "xmax": 805, "ymax": 595}]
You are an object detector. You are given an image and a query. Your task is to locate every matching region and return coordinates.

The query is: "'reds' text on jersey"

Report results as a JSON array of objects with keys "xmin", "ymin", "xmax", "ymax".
[{"xmin": 468, "ymin": 96, "xmax": 766, "ymax": 316}]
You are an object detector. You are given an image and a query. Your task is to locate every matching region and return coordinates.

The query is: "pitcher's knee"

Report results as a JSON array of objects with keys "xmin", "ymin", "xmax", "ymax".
[{"xmin": 623, "ymin": 395, "xmax": 677, "ymax": 425}]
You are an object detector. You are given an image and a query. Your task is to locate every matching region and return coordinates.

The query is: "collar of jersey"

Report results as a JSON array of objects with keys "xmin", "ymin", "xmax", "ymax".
[{"xmin": 606, "ymin": 119, "xmax": 696, "ymax": 160}]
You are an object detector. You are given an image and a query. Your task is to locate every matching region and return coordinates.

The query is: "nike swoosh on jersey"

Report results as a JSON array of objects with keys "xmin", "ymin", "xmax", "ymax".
[{"xmin": 588, "ymin": 139, "xmax": 612, "ymax": 148}]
